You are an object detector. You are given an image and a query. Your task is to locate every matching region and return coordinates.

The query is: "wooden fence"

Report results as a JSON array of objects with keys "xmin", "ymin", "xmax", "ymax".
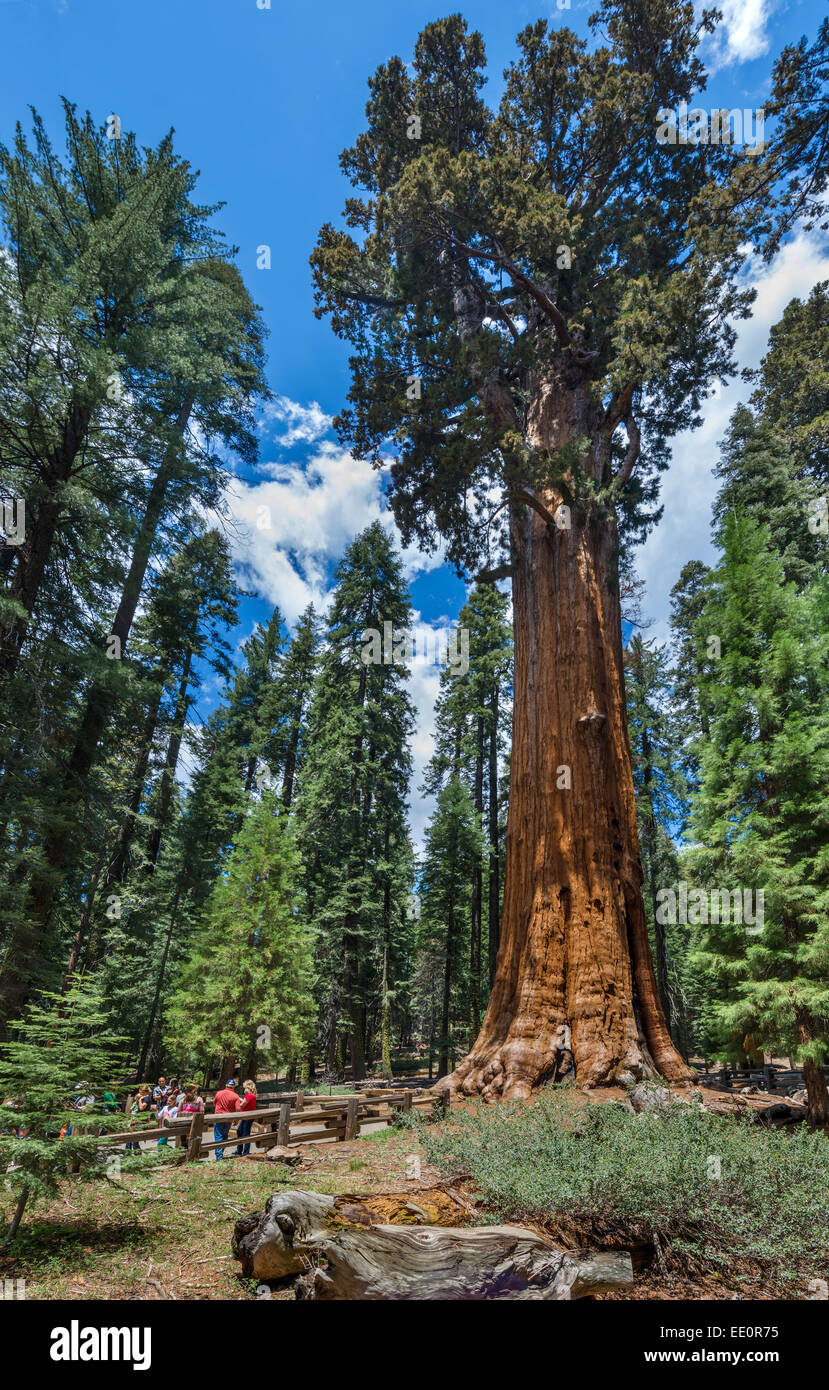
[
  {"xmin": 105, "ymin": 1087, "xmax": 449, "ymax": 1161},
  {"xmin": 689, "ymin": 1061, "xmax": 829, "ymax": 1094}
]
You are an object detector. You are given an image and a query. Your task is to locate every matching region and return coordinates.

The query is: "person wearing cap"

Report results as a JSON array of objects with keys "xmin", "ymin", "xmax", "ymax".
[{"xmin": 212, "ymin": 1078, "xmax": 239, "ymax": 1160}]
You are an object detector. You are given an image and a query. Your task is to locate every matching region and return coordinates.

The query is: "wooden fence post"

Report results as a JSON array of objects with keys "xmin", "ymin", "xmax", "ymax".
[
  {"xmin": 277, "ymin": 1102, "xmax": 291, "ymax": 1148},
  {"xmin": 344, "ymin": 1097, "xmax": 358, "ymax": 1141},
  {"xmin": 401, "ymin": 1091, "xmax": 412, "ymax": 1114},
  {"xmin": 294, "ymin": 1089, "xmax": 305, "ymax": 1113},
  {"xmin": 438, "ymin": 1091, "xmax": 450, "ymax": 1118},
  {"xmin": 186, "ymin": 1111, "xmax": 204, "ymax": 1163}
]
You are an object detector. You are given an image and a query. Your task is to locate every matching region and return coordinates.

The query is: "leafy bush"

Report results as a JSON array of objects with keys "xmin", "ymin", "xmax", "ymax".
[
  {"xmin": 390, "ymin": 1058, "xmax": 426, "ymax": 1075},
  {"xmin": 419, "ymin": 1087, "xmax": 829, "ymax": 1279}
]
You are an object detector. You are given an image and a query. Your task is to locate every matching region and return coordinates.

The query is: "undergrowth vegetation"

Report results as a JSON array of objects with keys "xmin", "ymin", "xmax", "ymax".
[{"xmin": 419, "ymin": 1087, "xmax": 829, "ymax": 1286}]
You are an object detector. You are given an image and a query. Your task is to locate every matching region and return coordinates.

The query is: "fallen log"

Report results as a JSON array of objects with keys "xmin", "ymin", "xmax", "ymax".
[
  {"xmin": 299, "ymin": 1222, "xmax": 634, "ymax": 1301},
  {"xmin": 233, "ymin": 1189, "xmax": 634, "ymax": 1300},
  {"xmin": 233, "ymin": 1190, "xmax": 334, "ymax": 1279}
]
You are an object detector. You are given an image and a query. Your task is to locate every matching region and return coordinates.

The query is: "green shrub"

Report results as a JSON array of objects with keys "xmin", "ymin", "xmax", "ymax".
[{"xmin": 420, "ymin": 1087, "xmax": 829, "ymax": 1279}]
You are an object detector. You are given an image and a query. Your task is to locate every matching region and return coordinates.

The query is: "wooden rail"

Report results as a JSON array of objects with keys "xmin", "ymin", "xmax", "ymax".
[
  {"xmin": 690, "ymin": 1061, "xmax": 829, "ymax": 1094},
  {"xmin": 105, "ymin": 1088, "xmax": 448, "ymax": 1161},
  {"xmin": 687, "ymin": 1061, "xmax": 829, "ymax": 1095}
]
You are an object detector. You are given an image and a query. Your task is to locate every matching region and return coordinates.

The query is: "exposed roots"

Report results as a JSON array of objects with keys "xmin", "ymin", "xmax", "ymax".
[{"xmin": 434, "ymin": 1027, "xmax": 692, "ymax": 1102}]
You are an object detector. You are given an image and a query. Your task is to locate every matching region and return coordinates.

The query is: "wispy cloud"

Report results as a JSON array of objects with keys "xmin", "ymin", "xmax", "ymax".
[
  {"xmin": 638, "ymin": 228, "xmax": 829, "ymax": 641},
  {"xmin": 703, "ymin": 0, "xmax": 774, "ymax": 71},
  {"xmin": 258, "ymin": 396, "xmax": 331, "ymax": 448},
  {"xmin": 227, "ymin": 422, "xmax": 444, "ymax": 624}
]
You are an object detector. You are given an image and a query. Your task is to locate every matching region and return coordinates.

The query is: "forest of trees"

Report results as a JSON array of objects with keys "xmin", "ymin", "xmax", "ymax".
[{"xmin": 2, "ymin": 3, "xmax": 829, "ymax": 1132}]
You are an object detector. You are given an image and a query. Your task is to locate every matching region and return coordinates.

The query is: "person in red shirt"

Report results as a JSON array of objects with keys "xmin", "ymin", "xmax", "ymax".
[
  {"xmin": 212, "ymin": 1078, "xmax": 239, "ymax": 1160},
  {"xmin": 235, "ymin": 1080, "xmax": 258, "ymax": 1156}
]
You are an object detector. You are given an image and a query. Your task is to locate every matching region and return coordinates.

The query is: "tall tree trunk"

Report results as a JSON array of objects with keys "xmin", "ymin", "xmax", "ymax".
[
  {"xmin": 280, "ymin": 698, "xmax": 303, "ymax": 810},
  {"xmin": 440, "ymin": 394, "xmax": 692, "ymax": 1099},
  {"xmin": 0, "ymin": 403, "xmax": 92, "ymax": 680},
  {"xmin": 63, "ymin": 679, "xmax": 164, "ymax": 982},
  {"xmin": 144, "ymin": 648, "xmax": 194, "ymax": 872},
  {"xmin": 136, "ymin": 887, "xmax": 182, "ymax": 1080},
  {"xmin": 641, "ymin": 724, "xmax": 672, "ymax": 1032},
  {"xmin": 803, "ymin": 1060, "xmax": 829, "ymax": 1129},
  {"xmin": 798, "ymin": 1008, "xmax": 829, "ymax": 1127},
  {"xmin": 348, "ymin": 971, "xmax": 366, "ymax": 1082},
  {"xmin": 469, "ymin": 715, "xmax": 484, "ymax": 1040},
  {"xmin": 487, "ymin": 685, "xmax": 501, "ymax": 989},
  {"xmin": 380, "ymin": 945, "xmax": 392, "ymax": 1080},
  {"xmin": 439, "ymin": 895, "xmax": 457, "ymax": 1079}
]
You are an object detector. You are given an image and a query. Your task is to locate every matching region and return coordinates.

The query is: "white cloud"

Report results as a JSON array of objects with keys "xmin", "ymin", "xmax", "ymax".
[
  {"xmin": 704, "ymin": 0, "xmax": 773, "ymax": 70},
  {"xmin": 258, "ymin": 396, "xmax": 332, "ymax": 447},
  {"xmin": 226, "ymin": 443, "xmax": 381, "ymax": 621},
  {"xmin": 226, "ymin": 438, "xmax": 446, "ymax": 627},
  {"xmin": 638, "ymin": 229, "xmax": 829, "ymax": 638}
]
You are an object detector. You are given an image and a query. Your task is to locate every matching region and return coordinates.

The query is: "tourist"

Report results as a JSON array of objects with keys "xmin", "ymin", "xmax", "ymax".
[
  {"xmin": 212, "ymin": 1077, "xmax": 239, "ymax": 1160},
  {"xmin": 235, "ymin": 1081, "xmax": 257, "ymax": 1156},
  {"xmin": 152, "ymin": 1076, "xmax": 169, "ymax": 1107},
  {"xmin": 157, "ymin": 1094, "xmax": 179, "ymax": 1147},
  {"xmin": 180, "ymin": 1083, "xmax": 204, "ymax": 1114},
  {"xmin": 125, "ymin": 1085, "xmax": 151, "ymax": 1151}
]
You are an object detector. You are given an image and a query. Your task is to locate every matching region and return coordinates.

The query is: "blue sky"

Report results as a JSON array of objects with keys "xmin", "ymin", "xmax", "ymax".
[{"xmin": 1, "ymin": 0, "xmax": 826, "ymax": 840}]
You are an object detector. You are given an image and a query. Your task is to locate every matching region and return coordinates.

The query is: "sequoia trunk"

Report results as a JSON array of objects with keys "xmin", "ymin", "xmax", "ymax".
[
  {"xmin": 802, "ymin": 1060, "xmax": 829, "ymax": 1129},
  {"xmin": 441, "ymin": 388, "xmax": 693, "ymax": 1100}
]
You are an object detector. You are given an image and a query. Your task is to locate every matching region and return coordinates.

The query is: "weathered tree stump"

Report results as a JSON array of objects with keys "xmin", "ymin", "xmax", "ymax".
[
  {"xmin": 233, "ymin": 1190, "xmax": 634, "ymax": 1300},
  {"xmin": 234, "ymin": 1190, "xmax": 335, "ymax": 1279}
]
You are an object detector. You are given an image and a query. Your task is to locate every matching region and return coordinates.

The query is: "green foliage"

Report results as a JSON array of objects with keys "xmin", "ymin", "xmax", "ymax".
[
  {"xmin": 415, "ymin": 776, "xmax": 482, "ymax": 1074},
  {"xmin": 313, "ymin": 4, "xmax": 763, "ymax": 576},
  {"xmin": 298, "ymin": 522, "xmax": 415, "ymax": 1074},
  {"xmin": 625, "ymin": 633, "xmax": 693, "ymax": 1047},
  {"xmin": 713, "ymin": 405, "xmax": 823, "ymax": 588},
  {"xmin": 0, "ymin": 974, "xmax": 131, "ymax": 1238},
  {"xmin": 166, "ymin": 795, "xmax": 315, "ymax": 1071},
  {"xmin": 751, "ymin": 279, "xmax": 829, "ymax": 487},
  {"xmin": 689, "ymin": 515, "xmax": 829, "ymax": 1068},
  {"xmin": 0, "ymin": 100, "xmax": 268, "ymax": 1027},
  {"xmin": 421, "ymin": 1087, "xmax": 829, "ymax": 1277}
]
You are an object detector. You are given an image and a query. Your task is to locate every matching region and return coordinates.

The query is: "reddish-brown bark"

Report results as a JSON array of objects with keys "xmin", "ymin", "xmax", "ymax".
[{"xmin": 439, "ymin": 383, "xmax": 694, "ymax": 1100}]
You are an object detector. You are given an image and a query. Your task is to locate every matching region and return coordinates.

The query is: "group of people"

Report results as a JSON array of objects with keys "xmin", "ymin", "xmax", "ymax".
[
  {"xmin": 3, "ymin": 1083, "xmax": 121, "ymax": 1140},
  {"xmin": 125, "ymin": 1076, "xmax": 258, "ymax": 1158},
  {"xmin": 211, "ymin": 1078, "xmax": 258, "ymax": 1159},
  {"xmin": 125, "ymin": 1077, "xmax": 205, "ymax": 1150}
]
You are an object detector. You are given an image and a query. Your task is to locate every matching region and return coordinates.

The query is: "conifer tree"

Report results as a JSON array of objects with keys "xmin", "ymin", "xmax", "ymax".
[
  {"xmin": 299, "ymin": 522, "xmax": 414, "ymax": 1079},
  {"xmin": 713, "ymin": 405, "xmax": 822, "ymax": 587},
  {"xmin": 416, "ymin": 777, "xmax": 481, "ymax": 1078},
  {"xmin": 167, "ymin": 794, "xmax": 314, "ymax": 1080},
  {"xmin": 691, "ymin": 515, "xmax": 829, "ymax": 1124},
  {"xmin": 669, "ymin": 560, "xmax": 712, "ymax": 799},
  {"xmin": 421, "ymin": 586, "xmax": 512, "ymax": 1028},
  {"xmin": 255, "ymin": 604, "xmax": 321, "ymax": 810},
  {"xmin": 0, "ymin": 973, "xmax": 130, "ymax": 1244},
  {"xmin": 751, "ymin": 281, "xmax": 829, "ymax": 488},
  {"xmin": 0, "ymin": 103, "xmax": 268, "ymax": 1029},
  {"xmin": 625, "ymin": 633, "xmax": 690, "ymax": 1044},
  {"xmin": 311, "ymin": 5, "xmax": 765, "ymax": 1095}
]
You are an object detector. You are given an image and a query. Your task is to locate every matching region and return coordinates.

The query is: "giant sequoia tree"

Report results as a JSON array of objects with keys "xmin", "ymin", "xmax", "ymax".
[{"xmin": 312, "ymin": 4, "xmax": 765, "ymax": 1096}]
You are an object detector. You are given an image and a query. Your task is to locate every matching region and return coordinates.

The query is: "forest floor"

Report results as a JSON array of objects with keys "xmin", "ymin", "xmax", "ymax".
[{"xmin": 0, "ymin": 1085, "xmax": 821, "ymax": 1301}]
